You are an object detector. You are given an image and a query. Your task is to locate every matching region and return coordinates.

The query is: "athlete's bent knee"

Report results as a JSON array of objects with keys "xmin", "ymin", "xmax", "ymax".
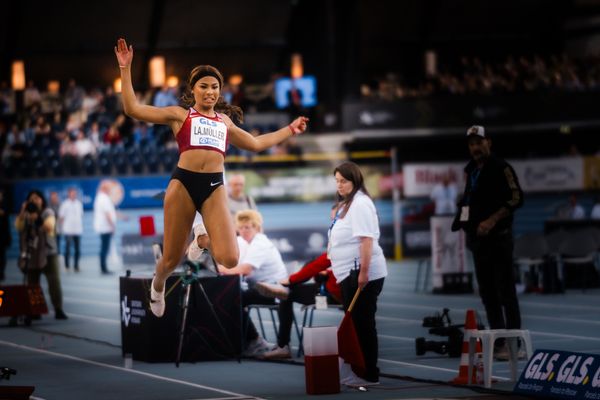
[
  {"xmin": 160, "ymin": 253, "xmax": 181, "ymax": 271},
  {"xmin": 216, "ymin": 253, "xmax": 238, "ymax": 269}
]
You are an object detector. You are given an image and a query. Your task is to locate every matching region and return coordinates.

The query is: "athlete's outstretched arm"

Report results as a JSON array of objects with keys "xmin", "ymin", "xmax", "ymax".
[
  {"xmin": 225, "ymin": 115, "xmax": 308, "ymax": 153},
  {"xmin": 114, "ymin": 38, "xmax": 183, "ymax": 125}
]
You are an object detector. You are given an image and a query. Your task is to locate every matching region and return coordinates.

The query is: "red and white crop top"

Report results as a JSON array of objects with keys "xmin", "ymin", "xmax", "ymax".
[{"xmin": 176, "ymin": 108, "xmax": 229, "ymax": 156}]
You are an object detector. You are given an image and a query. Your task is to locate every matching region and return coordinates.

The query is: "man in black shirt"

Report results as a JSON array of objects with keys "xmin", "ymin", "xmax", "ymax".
[{"xmin": 453, "ymin": 125, "xmax": 524, "ymax": 358}]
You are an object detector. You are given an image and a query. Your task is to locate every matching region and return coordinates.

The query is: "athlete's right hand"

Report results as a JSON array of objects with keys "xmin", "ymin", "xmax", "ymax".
[
  {"xmin": 114, "ymin": 38, "xmax": 133, "ymax": 68},
  {"xmin": 289, "ymin": 116, "xmax": 309, "ymax": 135}
]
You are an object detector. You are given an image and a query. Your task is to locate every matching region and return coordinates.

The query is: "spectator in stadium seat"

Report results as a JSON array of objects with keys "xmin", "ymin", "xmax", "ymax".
[
  {"xmin": 64, "ymin": 79, "xmax": 85, "ymax": 115},
  {"xmin": 74, "ymin": 129, "xmax": 97, "ymax": 159},
  {"xmin": 556, "ymin": 194, "xmax": 585, "ymax": 220},
  {"xmin": 114, "ymin": 38, "xmax": 308, "ymax": 318},
  {"xmin": 23, "ymin": 80, "xmax": 42, "ymax": 110},
  {"xmin": 102, "ymin": 124, "xmax": 122, "ymax": 147},
  {"xmin": 153, "ymin": 84, "xmax": 178, "ymax": 108},
  {"xmin": 87, "ymin": 121, "xmax": 104, "ymax": 151}
]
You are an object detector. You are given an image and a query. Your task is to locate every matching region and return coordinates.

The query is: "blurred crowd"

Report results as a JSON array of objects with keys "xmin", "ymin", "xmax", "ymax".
[
  {"xmin": 0, "ymin": 75, "xmax": 302, "ymax": 178},
  {"xmin": 2, "ymin": 52, "xmax": 600, "ymax": 178},
  {"xmin": 362, "ymin": 53, "xmax": 600, "ymax": 100}
]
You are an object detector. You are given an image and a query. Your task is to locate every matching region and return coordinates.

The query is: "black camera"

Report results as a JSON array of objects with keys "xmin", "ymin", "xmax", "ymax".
[
  {"xmin": 0, "ymin": 366, "xmax": 17, "ymax": 380},
  {"xmin": 25, "ymin": 201, "xmax": 38, "ymax": 213},
  {"xmin": 415, "ymin": 308, "xmax": 464, "ymax": 358},
  {"xmin": 422, "ymin": 308, "xmax": 450, "ymax": 328}
]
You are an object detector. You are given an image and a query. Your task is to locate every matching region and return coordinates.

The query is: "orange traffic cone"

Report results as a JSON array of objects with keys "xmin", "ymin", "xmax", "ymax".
[{"xmin": 451, "ymin": 309, "xmax": 482, "ymax": 384}]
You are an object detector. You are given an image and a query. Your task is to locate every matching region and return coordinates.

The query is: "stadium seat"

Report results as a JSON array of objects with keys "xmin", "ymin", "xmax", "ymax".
[
  {"xmin": 558, "ymin": 228, "xmax": 599, "ymax": 291},
  {"xmin": 98, "ymin": 152, "xmax": 112, "ymax": 175},
  {"xmin": 130, "ymin": 154, "xmax": 144, "ymax": 174},
  {"xmin": 145, "ymin": 152, "xmax": 160, "ymax": 173},
  {"xmin": 82, "ymin": 155, "xmax": 96, "ymax": 175},
  {"xmin": 111, "ymin": 147, "xmax": 128, "ymax": 175},
  {"xmin": 16, "ymin": 158, "xmax": 32, "ymax": 178},
  {"xmin": 49, "ymin": 157, "xmax": 64, "ymax": 177},
  {"xmin": 34, "ymin": 159, "xmax": 47, "ymax": 177},
  {"xmin": 513, "ymin": 233, "xmax": 549, "ymax": 292},
  {"xmin": 160, "ymin": 148, "xmax": 178, "ymax": 172}
]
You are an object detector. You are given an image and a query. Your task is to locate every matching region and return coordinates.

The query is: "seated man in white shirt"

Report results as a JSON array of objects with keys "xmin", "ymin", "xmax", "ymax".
[{"xmin": 218, "ymin": 209, "xmax": 288, "ymax": 357}]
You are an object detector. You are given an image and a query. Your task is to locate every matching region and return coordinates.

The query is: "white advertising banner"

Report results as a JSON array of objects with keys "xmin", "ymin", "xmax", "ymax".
[
  {"xmin": 430, "ymin": 216, "xmax": 467, "ymax": 290},
  {"xmin": 402, "ymin": 163, "xmax": 465, "ymax": 197},
  {"xmin": 510, "ymin": 157, "xmax": 584, "ymax": 192},
  {"xmin": 403, "ymin": 157, "xmax": 585, "ymax": 197}
]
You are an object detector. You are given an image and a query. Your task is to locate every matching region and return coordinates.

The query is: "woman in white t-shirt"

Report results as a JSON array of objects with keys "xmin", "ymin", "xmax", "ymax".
[{"xmin": 329, "ymin": 161, "xmax": 387, "ymax": 386}]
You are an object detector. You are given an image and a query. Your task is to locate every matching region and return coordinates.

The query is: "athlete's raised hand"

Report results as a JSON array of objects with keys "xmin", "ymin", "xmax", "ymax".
[
  {"xmin": 289, "ymin": 116, "xmax": 309, "ymax": 135},
  {"xmin": 114, "ymin": 38, "xmax": 133, "ymax": 68}
]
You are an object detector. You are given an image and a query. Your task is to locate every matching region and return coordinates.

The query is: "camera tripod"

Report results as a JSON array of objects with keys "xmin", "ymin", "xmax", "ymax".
[{"xmin": 174, "ymin": 260, "xmax": 237, "ymax": 367}]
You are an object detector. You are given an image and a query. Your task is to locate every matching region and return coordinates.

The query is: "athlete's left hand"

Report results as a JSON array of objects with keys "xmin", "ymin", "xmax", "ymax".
[{"xmin": 289, "ymin": 116, "xmax": 309, "ymax": 135}]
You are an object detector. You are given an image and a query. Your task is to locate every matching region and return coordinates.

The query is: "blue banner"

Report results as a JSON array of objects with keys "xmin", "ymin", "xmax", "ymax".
[
  {"xmin": 120, "ymin": 223, "xmax": 395, "ymax": 267},
  {"xmin": 13, "ymin": 176, "xmax": 169, "ymax": 212},
  {"xmin": 514, "ymin": 349, "xmax": 600, "ymax": 399}
]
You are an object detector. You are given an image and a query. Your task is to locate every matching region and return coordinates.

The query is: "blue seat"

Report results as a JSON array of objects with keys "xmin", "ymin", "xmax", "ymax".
[
  {"xmin": 98, "ymin": 153, "xmax": 112, "ymax": 175},
  {"xmin": 160, "ymin": 148, "xmax": 178, "ymax": 172},
  {"xmin": 82, "ymin": 155, "xmax": 96, "ymax": 175},
  {"xmin": 111, "ymin": 148, "xmax": 128, "ymax": 175},
  {"xmin": 49, "ymin": 157, "xmax": 64, "ymax": 177},
  {"xmin": 34, "ymin": 159, "xmax": 47, "ymax": 177}
]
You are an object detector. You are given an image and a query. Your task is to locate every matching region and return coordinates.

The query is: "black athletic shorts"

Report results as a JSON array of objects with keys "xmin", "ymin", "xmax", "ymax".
[{"xmin": 171, "ymin": 167, "xmax": 224, "ymax": 211}]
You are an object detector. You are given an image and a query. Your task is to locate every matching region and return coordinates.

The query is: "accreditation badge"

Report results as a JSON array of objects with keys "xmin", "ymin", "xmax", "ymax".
[
  {"xmin": 315, "ymin": 295, "xmax": 328, "ymax": 310},
  {"xmin": 460, "ymin": 206, "xmax": 470, "ymax": 221}
]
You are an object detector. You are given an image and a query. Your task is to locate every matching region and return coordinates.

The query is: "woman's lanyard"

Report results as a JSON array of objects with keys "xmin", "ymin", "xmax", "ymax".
[{"xmin": 327, "ymin": 205, "xmax": 344, "ymax": 257}]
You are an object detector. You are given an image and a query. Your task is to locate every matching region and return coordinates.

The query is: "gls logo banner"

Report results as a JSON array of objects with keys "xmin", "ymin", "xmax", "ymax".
[{"xmin": 514, "ymin": 349, "xmax": 600, "ymax": 399}]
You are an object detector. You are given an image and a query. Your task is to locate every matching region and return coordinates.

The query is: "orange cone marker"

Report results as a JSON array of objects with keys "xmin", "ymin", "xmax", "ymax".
[{"xmin": 452, "ymin": 309, "xmax": 482, "ymax": 384}]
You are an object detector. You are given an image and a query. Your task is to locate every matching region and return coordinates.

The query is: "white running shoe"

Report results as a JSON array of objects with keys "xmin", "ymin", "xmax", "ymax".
[
  {"xmin": 340, "ymin": 364, "xmax": 379, "ymax": 387},
  {"xmin": 261, "ymin": 345, "xmax": 292, "ymax": 360},
  {"xmin": 342, "ymin": 375, "xmax": 379, "ymax": 388},
  {"xmin": 150, "ymin": 277, "xmax": 165, "ymax": 317},
  {"xmin": 242, "ymin": 337, "xmax": 274, "ymax": 358}
]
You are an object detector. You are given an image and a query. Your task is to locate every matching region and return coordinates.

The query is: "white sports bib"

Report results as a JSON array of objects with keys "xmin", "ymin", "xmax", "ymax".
[{"xmin": 190, "ymin": 117, "xmax": 227, "ymax": 153}]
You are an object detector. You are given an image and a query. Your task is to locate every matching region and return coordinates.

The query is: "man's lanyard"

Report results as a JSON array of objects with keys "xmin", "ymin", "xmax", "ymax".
[{"xmin": 464, "ymin": 168, "xmax": 482, "ymax": 206}]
